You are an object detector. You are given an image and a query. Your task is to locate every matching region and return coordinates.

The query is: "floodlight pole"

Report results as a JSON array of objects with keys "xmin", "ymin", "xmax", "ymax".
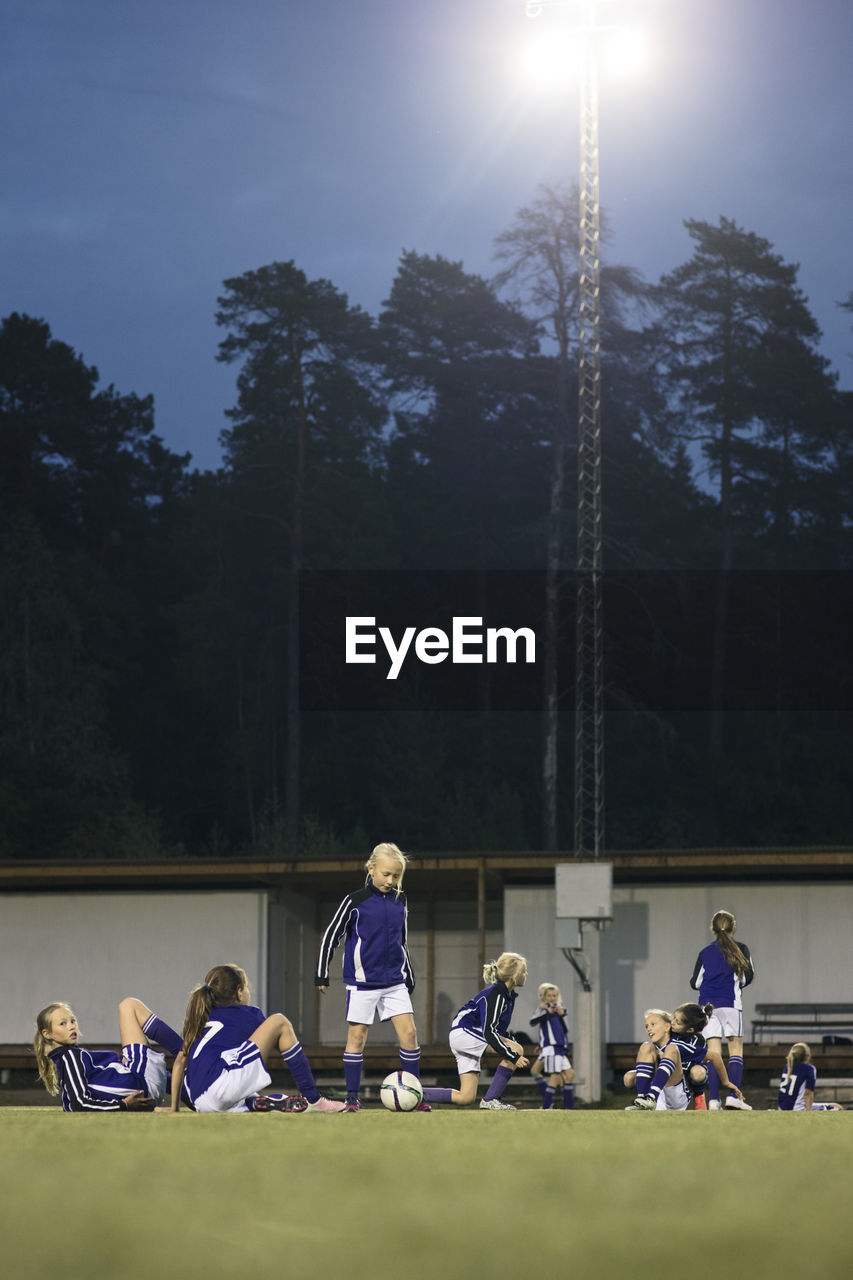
[{"xmin": 526, "ymin": 0, "xmax": 605, "ymax": 862}]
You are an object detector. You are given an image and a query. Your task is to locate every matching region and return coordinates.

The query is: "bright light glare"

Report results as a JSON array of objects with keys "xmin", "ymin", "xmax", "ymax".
[
  {"xmin": 602, "ymin": 28, "xmax": 647, "ymax": 77},
  {"xmin": 518, "ymin": 30, "xmax": 582, "ymax": 91},
  {"xmin": 517, "ymin": 26, "xmax": 648, "ymax": 92}
]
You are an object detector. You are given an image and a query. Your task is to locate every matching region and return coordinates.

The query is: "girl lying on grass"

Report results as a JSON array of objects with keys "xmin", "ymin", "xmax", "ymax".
[
  {"xmin": 34, "ymin": 997, "xmax": 181, "ymax": 1111},
  {"xmin": 160, "ymin": 963, "xmax": 344, "ymax": 1114}
]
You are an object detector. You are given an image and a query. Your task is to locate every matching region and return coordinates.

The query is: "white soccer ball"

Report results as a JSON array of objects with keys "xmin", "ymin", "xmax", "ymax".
[{"xmin": 380, "ymin": 1070, "xmax": 423, "ymax": 1112}]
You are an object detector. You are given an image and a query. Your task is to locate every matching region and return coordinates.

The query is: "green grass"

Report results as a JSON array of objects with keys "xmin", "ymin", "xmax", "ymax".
[{"xmin": 3, "ymin": 1108, "xmax": 852, "ymax": 1279}]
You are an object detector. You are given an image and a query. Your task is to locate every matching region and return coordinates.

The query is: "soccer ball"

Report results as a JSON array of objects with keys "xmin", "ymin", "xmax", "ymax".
[{"xmin": 380, "ymin": 1070, "xmax": 423, "ymax": 1112}]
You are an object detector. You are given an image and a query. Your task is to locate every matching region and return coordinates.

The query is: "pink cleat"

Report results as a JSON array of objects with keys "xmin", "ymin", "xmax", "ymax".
[
  {"xmin": 413, "ymin": 1100, "xmax": 432, "ymax": 1112},
  {"xmin": 304, "ymin": 1096, "xmax": 347, "ymax": 1113}
]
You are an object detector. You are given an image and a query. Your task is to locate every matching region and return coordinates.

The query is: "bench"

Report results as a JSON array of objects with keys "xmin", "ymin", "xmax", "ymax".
[
  {"xmin": 750, "ymin": 1004, "xmax": 853, "ymax": 1044},
  {"xmin": 769, "ymin": 1077, "xmax": 853, "ymax": 1104}
]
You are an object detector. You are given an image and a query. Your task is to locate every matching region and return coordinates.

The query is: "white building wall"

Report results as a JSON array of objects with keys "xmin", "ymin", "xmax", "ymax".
[
  {"xmin": 0, "ymin": 891, "xmax": 268, "ymax": 1043},
  {"xmin": 506, "ymin": 880, "xmax": 853, "ymax": 1045}
]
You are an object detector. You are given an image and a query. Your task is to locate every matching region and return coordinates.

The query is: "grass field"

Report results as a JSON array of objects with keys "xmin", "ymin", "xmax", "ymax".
[{"xmin": 3, "ymin": 1107, "xmax": 852, "ymax": 1279}]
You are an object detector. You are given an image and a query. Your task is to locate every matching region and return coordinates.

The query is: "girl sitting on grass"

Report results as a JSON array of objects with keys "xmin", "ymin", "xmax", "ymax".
[
  {"xmin": 161, "ymin": 963, "xmax": 344, "ymax": 1114},
  {"xmin": 34, "ymin": 997, "xmax": 181, "ymax": 1111},
  {"xmin": 420, "ymin": 953, "xmax": 530, "ymax": 1111},
  {"xmin": 777, "ymin": 1043, "xmax": 842, "ymax": 1111},
  {"xmin": 624, "ymin": 1003, "xmax": 747, "ymax": 1111}
]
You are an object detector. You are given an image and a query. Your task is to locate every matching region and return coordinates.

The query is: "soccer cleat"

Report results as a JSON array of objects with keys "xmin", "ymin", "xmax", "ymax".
[
  {"xmin": 479, "ymin": 1097, "xmax": 516, "ymax": 1110},
  {"xmin": 341, "ymin": 1100, "xmax": 361, "ymax": 1113},
  {"xmin": 725, "ymin": 1095, "xmax": 753, "ymax": 1110},
  {"xmin": 304, "ymin": 1096, "xmax": 347, "ymax": 1113},
  {"xmin": 693, "ymin": 1094, "xmax": 707, "ymax": 1111},
  {"xmin": 251, "ymin": 1093, "xmax": 308, "ymax": 1113},
  {"xmin": 413, "ymin": 1100, "xmax": 432, "ymax": 1112},
  {"xmin": 624, "ymin": 1096, "xmax": 656, "ymax": 1110},
  {"xmin": 708, "ymin": 1099, "xmax": 722, "ymax": 1110}
]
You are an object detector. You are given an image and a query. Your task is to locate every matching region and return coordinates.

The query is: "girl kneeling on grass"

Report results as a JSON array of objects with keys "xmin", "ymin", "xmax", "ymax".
[
  {"xmin": 421, "ymin": 953, "xmax": 529, "ymax": 1111},
  {"xmin": 35, "ymin": 997, "xmax": 182, "ymax": 1112},
  {"xmin": 624, "ymin": 1003, "xmax": 747, "ymax": 1111},
  {"xmin": 778, "ymin": 1043, "xmax": 842, "ymax": 1111},
  {"xmin": 161, "ymin": 963, "xmax": 344, "ymax": 1114}
]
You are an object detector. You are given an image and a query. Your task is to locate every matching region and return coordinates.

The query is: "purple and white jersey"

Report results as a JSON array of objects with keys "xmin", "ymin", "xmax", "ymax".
[
  {"xmin": 49, "ymin": 1045, "xmax": 148, "ymax": 1112},
  {"xmin": 690, "ymin": 940, "xmax": 754, "ymax": 1009},
  {"xmin": 183, "ymin": 1004, "xmax": 266, "ymax": 1105},
  {"xmin": 451, "ymin": 981, "xmax": 520, "ymax": 1064},
  {"xmin": 668, "ymin": 1030, "xmax": 708, "ymax": 1072},
  {"xmin": 778, "ymin": 1061, "xmax": 817, "ymax": 1110},
  {"xmin": 530, "ymin": 1007, "xmax": 569, "ymax": 1053}
]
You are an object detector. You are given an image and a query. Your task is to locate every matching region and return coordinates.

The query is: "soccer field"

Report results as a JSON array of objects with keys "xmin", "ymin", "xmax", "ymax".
[{"xmin": 3, "ymin": 1108, "xmax": 851, "ymax": 1279}]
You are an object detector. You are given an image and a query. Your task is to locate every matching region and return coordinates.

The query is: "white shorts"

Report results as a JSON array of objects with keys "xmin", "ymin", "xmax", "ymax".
[
  {"xmin": 449, "ymin": 1027, "xmax": 488, "ymax": 1076},
  {"xmin": 541, "ymin": 1049, "xmax": 572, "ymax": 1074},
  {"xmin": 345, "ymin": 983, "xmax": 413, "ymax": 1025},
  {"xmin": 193, "ymin": 1042, "xmax": 272, "ymax": 1113},
  {"xmin": 704, "ymin": 1008, "xmax": 743, "ymax": 1040},
  {"xmin": 655, "ymin": 1080, "xmax": 689, "ymax": 1111}
]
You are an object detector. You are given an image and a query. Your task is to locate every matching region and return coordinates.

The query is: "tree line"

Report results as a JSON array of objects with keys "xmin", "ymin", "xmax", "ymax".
[{"xmin": 2, "ymin": 187, "xmax": 851, "ymax": 861}]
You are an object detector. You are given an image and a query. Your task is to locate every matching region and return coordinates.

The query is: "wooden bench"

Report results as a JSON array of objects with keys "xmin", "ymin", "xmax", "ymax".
[{"xmin": 750, "ymin": 1004, "xmax": 853, "ymax": 1044}]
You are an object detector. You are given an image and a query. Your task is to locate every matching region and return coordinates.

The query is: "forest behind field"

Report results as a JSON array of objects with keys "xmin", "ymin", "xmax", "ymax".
[{"xmin": 2, "ymin": 188, "xmax": 852, "ymax": 860}]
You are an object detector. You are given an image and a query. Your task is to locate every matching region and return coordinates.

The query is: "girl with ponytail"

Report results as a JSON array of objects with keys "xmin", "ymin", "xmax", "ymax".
[{"xmin": 689, "ymin": 910, "xmax": 754, "ymax": 1110}]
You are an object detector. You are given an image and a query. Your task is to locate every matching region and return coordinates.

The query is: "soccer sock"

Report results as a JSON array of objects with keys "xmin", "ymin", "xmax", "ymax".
[
  {"xmin": 648, "ymin": 1056, "xmax": 676, "ymax": 1101},
  {"xmin": 635, "ymin": 1061, "xmax": 654, "ymax": 1095},
  {"xmin": 142, "ymin": 1014, "xmax": 182, "ymax": 1057},
  {"xmin": 562, "ymin": 1084, "xmax": 575, "ymax": 1110},
  {"xmin": 483, "ymin": 1065, "xmax": 514, "ymax": 1102},
  {"xmin": 399, "ymin": 1047, "xmax": 421, "ymax": 1079},
  {"xmin": 727, "ymin": 1055, "xmax": 744, "ymax": 1088},
  {"xmin": 343, "ymin": 1052, "xmax": 363, "ymax": 1102},
  {"xmin": 282, "ymin": 1042, "xmax": 320, "ymax": 1103},
  {"xmin": 543, "ymin": 1085, "xmax": 556, "ymax": 1110},
  {"xmin": 707, "ymin": 1059, "xmax": 720, "ymax": 1102},
  {"xmin": 534, "ymin": 1074, "xmax": 548, "ymax": 1099},
  {"xmin": 421, "ymin": 1087, "xmax": 453, "ymax": 1104}
]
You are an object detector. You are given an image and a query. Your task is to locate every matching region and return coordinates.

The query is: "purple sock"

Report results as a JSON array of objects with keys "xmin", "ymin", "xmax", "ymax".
[
  {"xmin": 635, "ymin": 1061, "xmax": 654, "ymax": 1095},
  {"xmin": 484, "ymin": 1065, "xmax": 514, "ymax": 1102},
  {"xmin": 534, "ymin": 1075, "xmax": 547, "ymax": 1097},
  {"xmin": 648, "ymin": 1056, "xmax": 676, "ymax": 1101},
  {"xmin": 728, "ymin": 1055, "xmax": 744, "ymax": 1089},
  {"xmin": 281, "ymin": 1042, "xmax": 319, "ymax": 1103},
  {"xmin": 142, "ymin": 1014, "xmax": 182, "ymax": 1058},
  {"xmin": 421, "ymin": 1087, "xmax": 453, "ymax": 1104},
  {"xmin": 543, "ymin": 1085, "xmax": 556, "ymax": 1110},
  {"xmin": 707, "ymin": 1059, "xmax": 720, "ymax": 1102},
  {"xmin": 343, "ymin": 1052, "xmax": 363, "ymax": 1101},
  {"xmin": 399, "ymin": 1048, "xmax": 421, "ymax": 1079},
  {"xmin": 562, "ymin": 1084, "xmax": 574, "ymax": 1109}
]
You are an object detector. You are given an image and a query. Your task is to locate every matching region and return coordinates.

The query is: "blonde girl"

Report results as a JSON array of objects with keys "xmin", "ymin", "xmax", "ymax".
[
  {"xmin": 778, "ymin": 1043, "xmax": 842, "ymax": 1111},
  {"xmin": 316, "ymin": 843, "xmax": 424, "ymax": 1113},
  {"xmin": 162, "ymin": 963, "xmax": 343, "ymax": 1113},
  {"xmin": 689, "ymin": 909, "xmax": 754, "ymax": 1109},
  {"xmin": 530, "ymin": 982, "xmax": 574, "ymax": 1109},
  {"xmin": 34, "ymin": 997, "xmax": 181, "ymax": 1111},
  {"xmin": 421, "ymin": 953, "xmax": 529, "ymax": 1111},
  {"xmin": 624, "ymin": 1004, "xmax": 746, "ymax": 1111}
]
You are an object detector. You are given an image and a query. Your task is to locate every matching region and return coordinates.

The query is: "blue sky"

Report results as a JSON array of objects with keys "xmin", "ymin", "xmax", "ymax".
[{"xmin": 3, "ymin": 0, "xmax": 852, "ymax": 472}]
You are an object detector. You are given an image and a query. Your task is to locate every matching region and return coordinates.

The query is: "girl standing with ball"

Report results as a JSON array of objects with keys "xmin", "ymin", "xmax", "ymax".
[{"xmin": 316, "ymin": 842, "xmax": 427, "ymax": 1113}]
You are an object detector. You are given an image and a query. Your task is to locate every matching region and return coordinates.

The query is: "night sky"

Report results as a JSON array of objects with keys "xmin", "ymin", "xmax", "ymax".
[{"xmin": 4, "ymin": 0, "xmax": 852, "ymax": 472}]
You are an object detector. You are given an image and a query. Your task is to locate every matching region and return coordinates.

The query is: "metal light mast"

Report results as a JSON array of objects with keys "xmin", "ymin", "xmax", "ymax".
[{"xmin": 525, "ymin": 0, "xmax": 606, "ymax": 859}]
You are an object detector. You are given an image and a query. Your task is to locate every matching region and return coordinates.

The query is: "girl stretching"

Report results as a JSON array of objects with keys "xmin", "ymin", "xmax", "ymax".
[
  {"xmin": 316, "ymin": 842, "xmax": 426, "ymax": 1113},
  {"xmin": 34, "ymin": 997, "xmax": 181, "ymax": 1111},
  {"xmin": 690, "ymin": 909, "xmax": 754, "ymax": 1109},
  {"xmin": 163, "ymin": 963, "xmax": 343, "ymax": 1113},
  {"xmin": 421, "ymin": 953, "xmax": 530, "ymax": 1110}
]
